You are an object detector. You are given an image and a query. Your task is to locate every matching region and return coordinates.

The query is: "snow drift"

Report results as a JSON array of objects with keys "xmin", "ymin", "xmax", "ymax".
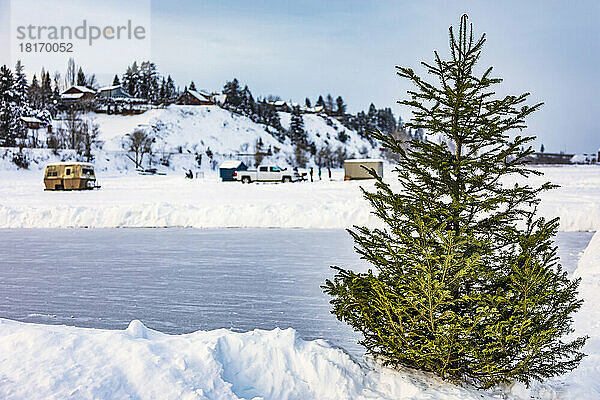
[{"xmin": 0, "ymin": 319, "xmax": 510, "ymax": 400}]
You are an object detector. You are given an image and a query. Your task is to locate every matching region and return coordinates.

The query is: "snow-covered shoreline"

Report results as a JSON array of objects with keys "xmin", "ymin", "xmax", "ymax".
[{"xmin": 0, "ymin": 165, "xmax": 599, "ymax": 231}]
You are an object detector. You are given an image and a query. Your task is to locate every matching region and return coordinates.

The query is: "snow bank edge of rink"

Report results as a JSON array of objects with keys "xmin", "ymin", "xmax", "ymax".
[{"xmin": 0, "ymin": 319, "xmax": 500, "ymax": 400}]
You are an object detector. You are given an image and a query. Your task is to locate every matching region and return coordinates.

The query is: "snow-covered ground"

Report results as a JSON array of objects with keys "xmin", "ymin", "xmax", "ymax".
[
  {"xmin": 0, "ymin": 230, "xmax": 599, "ymax": 399},
  {"xmin": 0, "ymin": 165, "xmax": 599, "ymax": 230},
  {"xmin": 0, "ymin": 319, "xmax": 502, "ymax": 400}
]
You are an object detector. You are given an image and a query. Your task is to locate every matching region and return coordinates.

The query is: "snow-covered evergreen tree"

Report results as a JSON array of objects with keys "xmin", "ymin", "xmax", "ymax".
[
  {"xmin": 41, "ymin": 71, "xmax": 53, "ymax": 109},
  {"xmin": 165, "ymin": 75, "xmax": 177, "ymax": 103},
  {"xmin": 315, "ymin": 95, "xmax": 325, "ymax": 108},
  {"xmin": 13, "ymin": 60, "xmax": 28, "ymax": 107},
  {"xmin": 28, "ymin": 74, "xmax": 41, "ymax": 109},
  {"xmin": 76, "ymin": 67, "xmax": 86, "ymax": 86},
  {"xmin": 325, "ymin": 94, "xmax": 334, "ymax": 112},
  {"xmin": 122, "ymin": 61, "xmax": 140, "ymax": 98},
  {"xmin": 223, "ymin": 78, "xmax": 242, "ymax": 108},
  {"xmin": 0, "ymin": 65, "xmax": 21, "ymax": 146},
  {"xmin": 138, "ymin": 61, "xmax": 159, "ymax": 103},
  {"xmin": 335, "ymin": 96, "xmax": 346, "ymax": 115},
  {"xmin": 376, "ymin": 107, "xmax": 396, "ymax": 134},
  {"xmin": 289, "ymin": 105, "xmax": 306, "ymax": 145}
]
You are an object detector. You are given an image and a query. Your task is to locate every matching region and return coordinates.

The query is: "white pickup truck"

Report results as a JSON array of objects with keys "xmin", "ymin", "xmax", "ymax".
[{"xmin": 232, "ymin": 165, "xmax": 302, "ymax": 183}]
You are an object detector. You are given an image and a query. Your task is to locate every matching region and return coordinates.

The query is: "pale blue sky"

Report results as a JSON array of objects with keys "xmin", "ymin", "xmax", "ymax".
[{"xmin": 1, "ymin": 0, "xmax": 599, "ymax": 153}]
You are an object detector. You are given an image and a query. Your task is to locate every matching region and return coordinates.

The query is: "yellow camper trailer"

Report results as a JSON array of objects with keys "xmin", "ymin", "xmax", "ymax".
[
  {"xmin": 344, "ymin": 159, "xmax": 384, "ymax": 180},
  {"xmin": 44, "ymin": 162, "xmax": 99, "ymax": 191}
]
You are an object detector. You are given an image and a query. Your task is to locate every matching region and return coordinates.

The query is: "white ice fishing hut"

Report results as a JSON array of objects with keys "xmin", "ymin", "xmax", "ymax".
[{"xmin": 344, "ymin": 159, "xmax": 384, "ymax": 180}]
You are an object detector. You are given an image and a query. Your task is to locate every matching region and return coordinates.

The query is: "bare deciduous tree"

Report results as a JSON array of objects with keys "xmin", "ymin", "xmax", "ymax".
[{"xmin": 124, "ymin": 129, "xmax": 154, "ymax": 168}]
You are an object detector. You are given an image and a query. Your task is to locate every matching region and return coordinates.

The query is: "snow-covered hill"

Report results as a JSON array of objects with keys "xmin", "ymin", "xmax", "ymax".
[
  {"xmin": 66, "ymin": 105, "xmax": 376, "ymax": 172},
  {"xmin": 1, "ymin": 105, "xmax": 377, "ymax": 173}
]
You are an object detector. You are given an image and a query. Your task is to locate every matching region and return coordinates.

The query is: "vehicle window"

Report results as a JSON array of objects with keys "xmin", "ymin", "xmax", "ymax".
[
  {"xmin": 270, "ymin": 167, "xmax": 280, "ymax": 172},
  {"xmin": 259, "ymin": 167, "xmax": 268, "ymax": 172},
  {"xmin": 82, "ymin": 168, "xmax": 94, "ymax": 175},
  {"xmin": 66, "ymin": 168, "xmax": 71, "ymax": 175}
]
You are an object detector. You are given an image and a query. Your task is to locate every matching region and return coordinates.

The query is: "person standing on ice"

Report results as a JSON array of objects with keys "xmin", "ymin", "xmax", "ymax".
[
  {"xmin": 318, "ymin": 167, "xmax": 322, "ymax": 180},
  {"xmin": 310, "ymin": 167, "xmax": 314, "ymax": 182},
  {"xmin": 328, "ymin": 167, "xmax": 332, "ymax": 180}
]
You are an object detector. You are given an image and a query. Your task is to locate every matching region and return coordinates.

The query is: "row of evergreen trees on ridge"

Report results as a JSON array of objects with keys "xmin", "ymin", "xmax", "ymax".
[{"xmin": 323, "ymin": 15, "xmax": 586, "ymax": 389}]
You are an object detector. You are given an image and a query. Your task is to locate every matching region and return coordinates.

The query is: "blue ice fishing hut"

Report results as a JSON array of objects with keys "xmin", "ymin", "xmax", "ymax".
[{"xmin": 219, "ymin": 160, "xmax": 248, "ymax": 181}]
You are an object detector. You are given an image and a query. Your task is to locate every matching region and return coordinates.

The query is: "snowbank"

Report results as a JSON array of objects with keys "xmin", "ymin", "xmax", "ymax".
[
  {"xmin": 0, "ymin": 319, "xmax": 503, "ymax": 400},
  {"xmin": 0, "ymin": 165, "xmax": 599, "ymax": 231}
]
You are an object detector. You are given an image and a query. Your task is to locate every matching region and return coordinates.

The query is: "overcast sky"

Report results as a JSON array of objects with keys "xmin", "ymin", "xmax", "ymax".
[{"xmin": 1, "ymin": 0, "xmax": 598, "ymax": 153}]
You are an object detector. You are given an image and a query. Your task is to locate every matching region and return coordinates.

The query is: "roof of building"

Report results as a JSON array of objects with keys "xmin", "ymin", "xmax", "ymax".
[
  {"xmin": 220, "ymin": 160, "xmax": 246, "ymax": 169},
  {"xmin": 61, "ymin": 85, "xmax": 96, "ymax": 95},
  {"xmin": 187, "ymin": 90, "xmax": 212, "ymax": 102},
  {"xmin": 344, "ymin": 158, "xmax": 385, "ymax": 163},
  {"xmin": 304, "ymin": 105, "xmax": 325, "ymax": 113},
  {"xmin": 61, "ymin": 93, "xmax": 85, "ymax": 100},
  {"xmin": 20, "ymin": 116, "xmax": 45, "ymax": 124},
  {"xmin": 98, "ymin": 85, "xmax": 121, "ymax": 91},
  {"xmin": 46, "ymin": 162, "xmax": 95, "ymax": 167}
]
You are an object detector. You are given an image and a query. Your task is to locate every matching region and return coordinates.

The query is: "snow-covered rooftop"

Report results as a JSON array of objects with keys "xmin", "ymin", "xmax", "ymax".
[
  {"xmin": 220, "ymin": 160, "xmax": 245, "ymax": 169},
  {"xmin": 60, "ymin": 93, "xmax": 85, "ymax": 100},
  {"xmin": 98, "ymin": 85, "xmax": 121, "ymax": 91},
  {"xmin": 46, "ymin": 162, "xmax": 94, "ymax": 167},
  {"xmin": 61, "ymin": 85, "xmax": 96, "ymax": 95},
  {"xmin": 344, "ymin": 158, "xmax": 385, "ymax": 163},
  {"xmin": 20, "ymin": 116, "xmax": 45, "ymax": 124},
  {"xmin": 187, "ymin": 90, "xmax": 211, "ymax": 102}
]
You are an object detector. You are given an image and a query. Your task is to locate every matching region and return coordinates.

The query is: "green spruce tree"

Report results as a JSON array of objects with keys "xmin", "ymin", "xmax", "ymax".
[{"xmin": 323, "ymin": 15, "xmax": 586, "ymax": 389}]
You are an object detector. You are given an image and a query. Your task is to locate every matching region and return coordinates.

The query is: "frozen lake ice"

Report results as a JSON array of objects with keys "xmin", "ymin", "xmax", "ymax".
[{"xmin": 0, "ymin": 228, "xmax": 593, "ymax": 357}]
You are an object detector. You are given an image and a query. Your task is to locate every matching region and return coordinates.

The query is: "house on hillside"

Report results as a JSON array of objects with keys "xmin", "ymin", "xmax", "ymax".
[
  {"xmin": 177, "ymin": 89, "xmax": 226, "ymax": 106},
  {"xmin": 95, "ymin": 85, "xmax": 148, "ymax": 114},
  {"xmin": 20, "ymin": 116, "xmax": 50, "ymax": 148},
  {"xmin": 97, "ymin": 85, "xmax": 132, "ymax": 99},
  {"xmin": 265, "ymin": 100, "xmax": 326, "ymax": 114},
  {"xmin": 303, "ymin": 105, "xmax": 325, "ymax": 114},
  {"xmin": 265, "ymin": 100, "xmax": 304, "ymax": 113},
  {"xmin": 60, "ymin": 85, "xmax": 97, "ymax": 102}
]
